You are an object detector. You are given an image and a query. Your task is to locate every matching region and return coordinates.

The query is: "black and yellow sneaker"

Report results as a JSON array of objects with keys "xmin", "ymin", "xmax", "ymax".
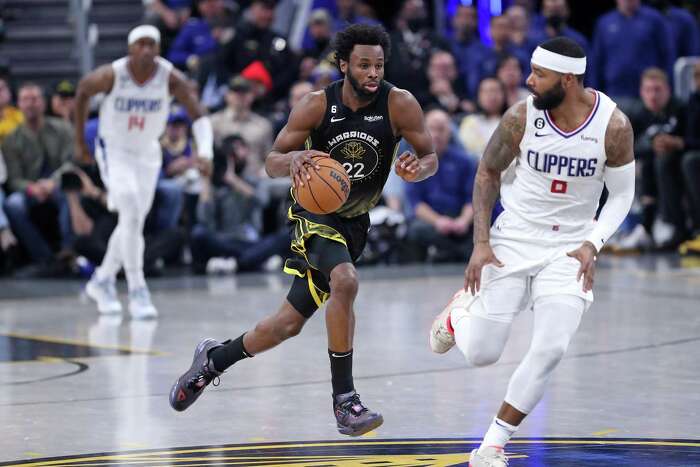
[
  {"xmin": 169, "ymin": 338, "xmax": 223, "ymax": 411},
  {"xmin": 333, "ymin": 391, "xmax": 383, "ymax": 436}
]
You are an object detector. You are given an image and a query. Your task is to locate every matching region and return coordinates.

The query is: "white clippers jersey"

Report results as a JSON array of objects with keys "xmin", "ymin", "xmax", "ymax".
[
  {"xmin": 98, "ymin": 56, "xmax": 172, "ymax": 152},
  {"xmin": 500, "ymin": 90, "xmax": 617, "ymax": 239}
]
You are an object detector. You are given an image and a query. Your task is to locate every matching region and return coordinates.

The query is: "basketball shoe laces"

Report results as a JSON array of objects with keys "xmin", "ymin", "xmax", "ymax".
[
  {"xmin": 186, "ymin": 360, "xmax": 220, "ymax": 391},
  {"xmin": 337, "ymin": 393, "xmax": 369, "ymax": 416}
]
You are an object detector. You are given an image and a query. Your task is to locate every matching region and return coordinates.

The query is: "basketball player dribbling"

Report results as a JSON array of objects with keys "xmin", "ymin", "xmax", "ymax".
[
  {"xmin": 75, "ymin": 25, "xmax": 214, "ymax": 318},
  {"xmin": 169, "ymin": 24, "xmax": 438, "ymax": 436},
  {"xmin": 429, "ymin": 37, "xmax": 636, "ymax": 466}
]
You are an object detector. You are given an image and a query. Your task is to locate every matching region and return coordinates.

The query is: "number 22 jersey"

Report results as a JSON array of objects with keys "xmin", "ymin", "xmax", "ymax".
[{"xmin": 307, "ymin": 79, "xmax": 401, "ymax": 218}]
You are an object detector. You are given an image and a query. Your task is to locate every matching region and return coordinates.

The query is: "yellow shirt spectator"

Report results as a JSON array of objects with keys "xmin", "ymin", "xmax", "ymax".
[{"xmin": 0, "ymin": 106, "xmax": 24, "ymax": 143}]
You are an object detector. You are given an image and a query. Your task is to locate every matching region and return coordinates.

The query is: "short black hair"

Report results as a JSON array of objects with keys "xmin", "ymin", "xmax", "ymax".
[
  {"xmin": 332, "ymin": 24, "xmax": 391, "ymax": 72},
  {"xmin": 538, "ymin": 36, "xmax": 586, "ymax": 82}
]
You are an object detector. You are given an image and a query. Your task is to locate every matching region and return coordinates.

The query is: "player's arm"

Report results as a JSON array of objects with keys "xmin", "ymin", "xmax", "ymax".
[
  {"xmin": 567, "ymin": 108, "xmax": 635, "ymax": 292},
  {"xmin": 75, "ymin": 65, "xmax": 114, "ymax": 163},
  {"xmin": 169, "ymin": 69, "xmax": 213, "ymax": 162},
  {"xmin": 464, "ymin": 100, "xmax": 526, "ymax": 294},
  {"xmin": 265, "ymin": 91, "xmax": 327, "ymax": 188},
  {"xmin": 388, "ymin": 88, "xmax": 438, "ymax": 182}
]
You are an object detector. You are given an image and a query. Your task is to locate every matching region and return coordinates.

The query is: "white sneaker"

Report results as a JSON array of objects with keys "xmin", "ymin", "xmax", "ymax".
[
  {"xmin": 469, "ymin": 447, "xmax": 508, "ymax": 467},
  {"xmin": 206, "ymin": 257, "xmax": 238, "ymax": 275},
  {"xmin": 85, "ymin": 276, "xmax": 122, "ymax": 314},
  {"xmin": 616, "ymin": 224, "xmax": 653, "ymax": 251},
  {"xmin": 128, "ymin": 287, "xmax": 158, "ymax": 319},
  {"xmin": 263, "ymin": 255, "xmax": 283, "ymax": 272},
  {"xmin": 430, "ymin": 288, "xmax": 475, "ymax": 354}
]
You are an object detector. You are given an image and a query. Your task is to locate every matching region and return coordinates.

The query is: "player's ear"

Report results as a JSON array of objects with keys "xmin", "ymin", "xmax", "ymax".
[{"xmin": 339, "ymin": 59, "xmax": 348, "ymax": 75}]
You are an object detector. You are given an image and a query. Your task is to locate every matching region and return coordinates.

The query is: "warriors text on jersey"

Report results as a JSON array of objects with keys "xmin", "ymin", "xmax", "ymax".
[
  {"xmin": 307, "ymin": 80, "xmax": 401, "ymax": 218},
  {"xmin": 98, "ymin": 56, "xmax": 173, "ymax": 152},
  {"xmin": 500, "ymin": 90, "xmax": 617, "ymax": 239}
]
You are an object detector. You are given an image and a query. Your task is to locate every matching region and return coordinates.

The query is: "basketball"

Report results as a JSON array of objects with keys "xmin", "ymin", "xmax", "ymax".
[{"xmin": 294, "ymin": 156, "xmax": 351, "ymax": 214}]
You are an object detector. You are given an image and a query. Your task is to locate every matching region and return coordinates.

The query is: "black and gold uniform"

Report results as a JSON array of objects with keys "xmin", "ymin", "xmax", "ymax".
[{"xmin": 286, "ymin": 79, "xmax": 401, "ymax": 316}]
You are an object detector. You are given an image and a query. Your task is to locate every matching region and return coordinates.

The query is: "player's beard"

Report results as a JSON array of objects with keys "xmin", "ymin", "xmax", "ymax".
[
  {"xmin": 346, "ymin": 69, "xmax": 380, "ymax": 101},
  {"xmin": 532, "ymin": 80, "xmax": 566, "ymax": 110}
]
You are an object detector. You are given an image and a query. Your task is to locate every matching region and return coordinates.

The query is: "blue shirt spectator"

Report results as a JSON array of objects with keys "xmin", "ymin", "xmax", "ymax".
[
  {"xmin": 663, "ymin": 6, "xmax": 700, "ymax": 60},
  {"xmin": 406, "ymin": 144, "xmax": 476, "ymax": 218},
  {"xmin": 167, "ymin": 18, "xmax": 218, "ymax": 69},
  {"xmin": 590, "ymin": 4, "xmax": 673, "ymax": 98}
]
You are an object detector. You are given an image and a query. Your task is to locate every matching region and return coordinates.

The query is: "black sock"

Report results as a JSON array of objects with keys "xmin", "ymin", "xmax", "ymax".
[
  {"xmin": 642, "ymin": 203, "xmax": 656, "ymax": 235},
  {"xmin": 209, "ymin": 334, "xmax": 252, "ymax": 373},
  {"xmin": 329, "ymin": 348, "xmax": 354, "ymax": 398}
]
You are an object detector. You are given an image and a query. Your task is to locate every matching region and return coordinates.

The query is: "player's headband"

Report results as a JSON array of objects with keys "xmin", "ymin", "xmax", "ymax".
[
  {"xmin": 531, "ymin": 46, "xmax": 586, "ymax": 75},
  {"xmin": 128, "ymin": 25, "xmax": 161, "ymax": 46}
]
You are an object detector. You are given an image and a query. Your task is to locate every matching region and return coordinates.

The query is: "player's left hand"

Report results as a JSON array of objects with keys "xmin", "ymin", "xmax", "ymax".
[
  {"xmin": 395, "ymin": 151, "xmax": 420, "ymax": 181},
  {"xmin": 567, "ymin": 241, "xmax": 597, "ymax": 293}
]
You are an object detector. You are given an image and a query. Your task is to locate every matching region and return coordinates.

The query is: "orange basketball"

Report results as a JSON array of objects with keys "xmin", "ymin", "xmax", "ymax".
[{"xmin": 294, "ymin": 156, "xmax": 351, "ymax": 214}]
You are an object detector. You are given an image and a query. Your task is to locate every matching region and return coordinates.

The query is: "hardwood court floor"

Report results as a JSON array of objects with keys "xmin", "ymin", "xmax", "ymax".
[{"xmin": 1, "ymin": 256, "xmax": 699, "ymax": 466}]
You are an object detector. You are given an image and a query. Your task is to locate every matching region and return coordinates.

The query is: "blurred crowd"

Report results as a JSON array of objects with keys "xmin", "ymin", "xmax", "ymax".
[{"xmin": 0, "ymin": 0, "xmax": 699, "ymax": 278}]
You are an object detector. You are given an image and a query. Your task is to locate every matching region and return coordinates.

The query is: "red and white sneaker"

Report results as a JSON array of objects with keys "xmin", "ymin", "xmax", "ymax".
[
  {"xmin": 469, "ymin": 446, "xmax": 508, "ymax": 466},
  {"xmin": 429, "ymin": 288, "xmax": 475, "ymax": 354}
]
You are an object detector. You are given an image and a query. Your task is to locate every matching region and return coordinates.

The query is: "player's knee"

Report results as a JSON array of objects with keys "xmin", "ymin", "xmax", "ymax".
[
  {"xmin": 329, "ymin": 264, "xmax": 358, "ymax": 299},
  {"xmin": 531, "ymin": 340, "xmax": 569, "ymax": 373},
  {"xmin": 466, "ymin": 346, "xmax": 501, "ymax": 367}
]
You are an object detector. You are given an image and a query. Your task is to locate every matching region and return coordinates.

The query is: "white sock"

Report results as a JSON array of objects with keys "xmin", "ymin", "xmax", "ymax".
[{"xmin": 479, "ymin": 417, "xmax": 518, "ymax": 452}]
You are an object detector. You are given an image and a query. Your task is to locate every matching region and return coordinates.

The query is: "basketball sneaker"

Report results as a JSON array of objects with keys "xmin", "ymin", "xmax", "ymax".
[
  {"xmin": 169, "ymin": 338, "xmax": 224, "ymax": 411},
  {"xmin": 333, "ymin": 391, "xmax": 383, "ymax": 436},
  {"xmin": 85, "ymin": 276, "xmax": 122, "ymax": 314},
  {"xmin": 128, "ymin": 287, "xmax": 158, "ymax": 319},
  {"xmin": 469, "ymin": 446, "xmax": 508, "ymax": 466},
  {"xmin": 430, "ymin": 288, "xmax": 475, "ymax": 354}
]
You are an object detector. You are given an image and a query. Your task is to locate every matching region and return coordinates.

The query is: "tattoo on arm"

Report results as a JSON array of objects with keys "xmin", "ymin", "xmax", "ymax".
[
  {"xmin": 472, "ymin": 102, "xmax": 526, "ymax": 243},
  {"xmin": 605, "ymin": 108, "xmax": 635, "ymax": 167}
]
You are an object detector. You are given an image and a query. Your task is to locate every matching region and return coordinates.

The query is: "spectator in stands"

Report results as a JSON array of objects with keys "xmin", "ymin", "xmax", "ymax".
[
  {"xmin": 210, "ymin": 76, "xmax": 273, "ymax": 177},
  {"xmin": 405, "ymin": 109, "xmax": 477, "ymax": 262},
  {"xmin": 271, "ymin": 80, "xmax": 313, "ymax": 137},
  {"xmin": 496, "ymin": 54, "xmax": 530, "ymax": 108},
  {"xmin": 679, "ymin": 62, "xmax": 700, "ymax": 256},
  {"xmin": 590, "ymin": 0, "xmax": 673, "ymax": 99},
  {"xmin": 479, "ymin": 15, "xmax": 530, "ymax": 86},
  {"xmin": 143, "ymin": 0, "xmax": 192, "ymax": 55},
  {"xmin": 310, "ymin": 62, "xmax": 341, "ymax": 91},
  {"xmin": 513, "ymin": 0, "xmax": 547, "ymax": 37},
  {"xmin": 219, "ymin": 0, "xmax": 297, "ymax": 102},
  {"xmin": 333, "ymin": 0, "xmax": 379, "ymax": 31},
  {"xmin": 159, "ymin": 109, "xmax": 195, "ymax": 228},
  {"xmin": 49, "ymin": 80, "xmax": 76, "ymax": 127},
  {"xmin": 304, "ymin": 9, "xmax": 334, "ymax": 61},
  {"xmin": 458, "ymin": 77, "xmax": 507, "ymax": 159},
  {"xmin": 167, "ymin": 0, "xmax": 232, "ymax": 72},
  {"xmin": 190, "ymin": 134, "xmax": 287, "ymax": 273},
  {"xmin": 0, "ymin": 150, "xmax": 18, "ymax": 265},
  {"xmin": 0, "ymin": 77, "xmax": 22, "ymax": 143},
  {"xmin": 505, "ymin": 5, "xmax": 538, "ymax": 61},
  {"xmin": 386, "ymin": 0, "xmax": 450, "ymax": 100},
  {"xmin": 422, "ymin": 50, "xmax": 469, "ymax": 115},
  {"xmin": 649, "ymin": 0, "xmax": 700, "ymax": 60},
  {"xmin": 448, "ymin": 4, "xmax": 489, "ymax": 99},
  {"xmin": 539, "ymin": 0, "xmax": 589, "ymax": 52},
  {"xmin": 624, "ymin": 68, "xmax": 687, "ymax": 250},
  {"xmin": 1, "ymin": 83, "xmax": 74, "ymax": 267}
]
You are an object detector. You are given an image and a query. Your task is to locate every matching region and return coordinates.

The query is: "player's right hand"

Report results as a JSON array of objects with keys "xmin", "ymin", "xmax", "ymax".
[
  {"xmin": 464, "ymin": 241, "xmax": 503, "ymax": 296},
  {"xmin": 289, "ymin": 150, "xmax": 326, "ymax": 188}
]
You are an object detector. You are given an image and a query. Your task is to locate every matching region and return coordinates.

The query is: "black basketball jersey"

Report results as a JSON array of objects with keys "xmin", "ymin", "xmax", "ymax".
[{"xmin": 307, "ymin": 79, "xmax": 401, "ymax": 218}]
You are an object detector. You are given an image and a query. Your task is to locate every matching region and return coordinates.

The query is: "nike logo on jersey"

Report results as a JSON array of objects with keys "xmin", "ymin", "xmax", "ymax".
[
  {"xmin": 330, "ymin": 116, "xmax": 346, "ymax": 123},
  {"xmin": 534, "ymin": 132, "xmax": 552, "ymax": 137}
]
